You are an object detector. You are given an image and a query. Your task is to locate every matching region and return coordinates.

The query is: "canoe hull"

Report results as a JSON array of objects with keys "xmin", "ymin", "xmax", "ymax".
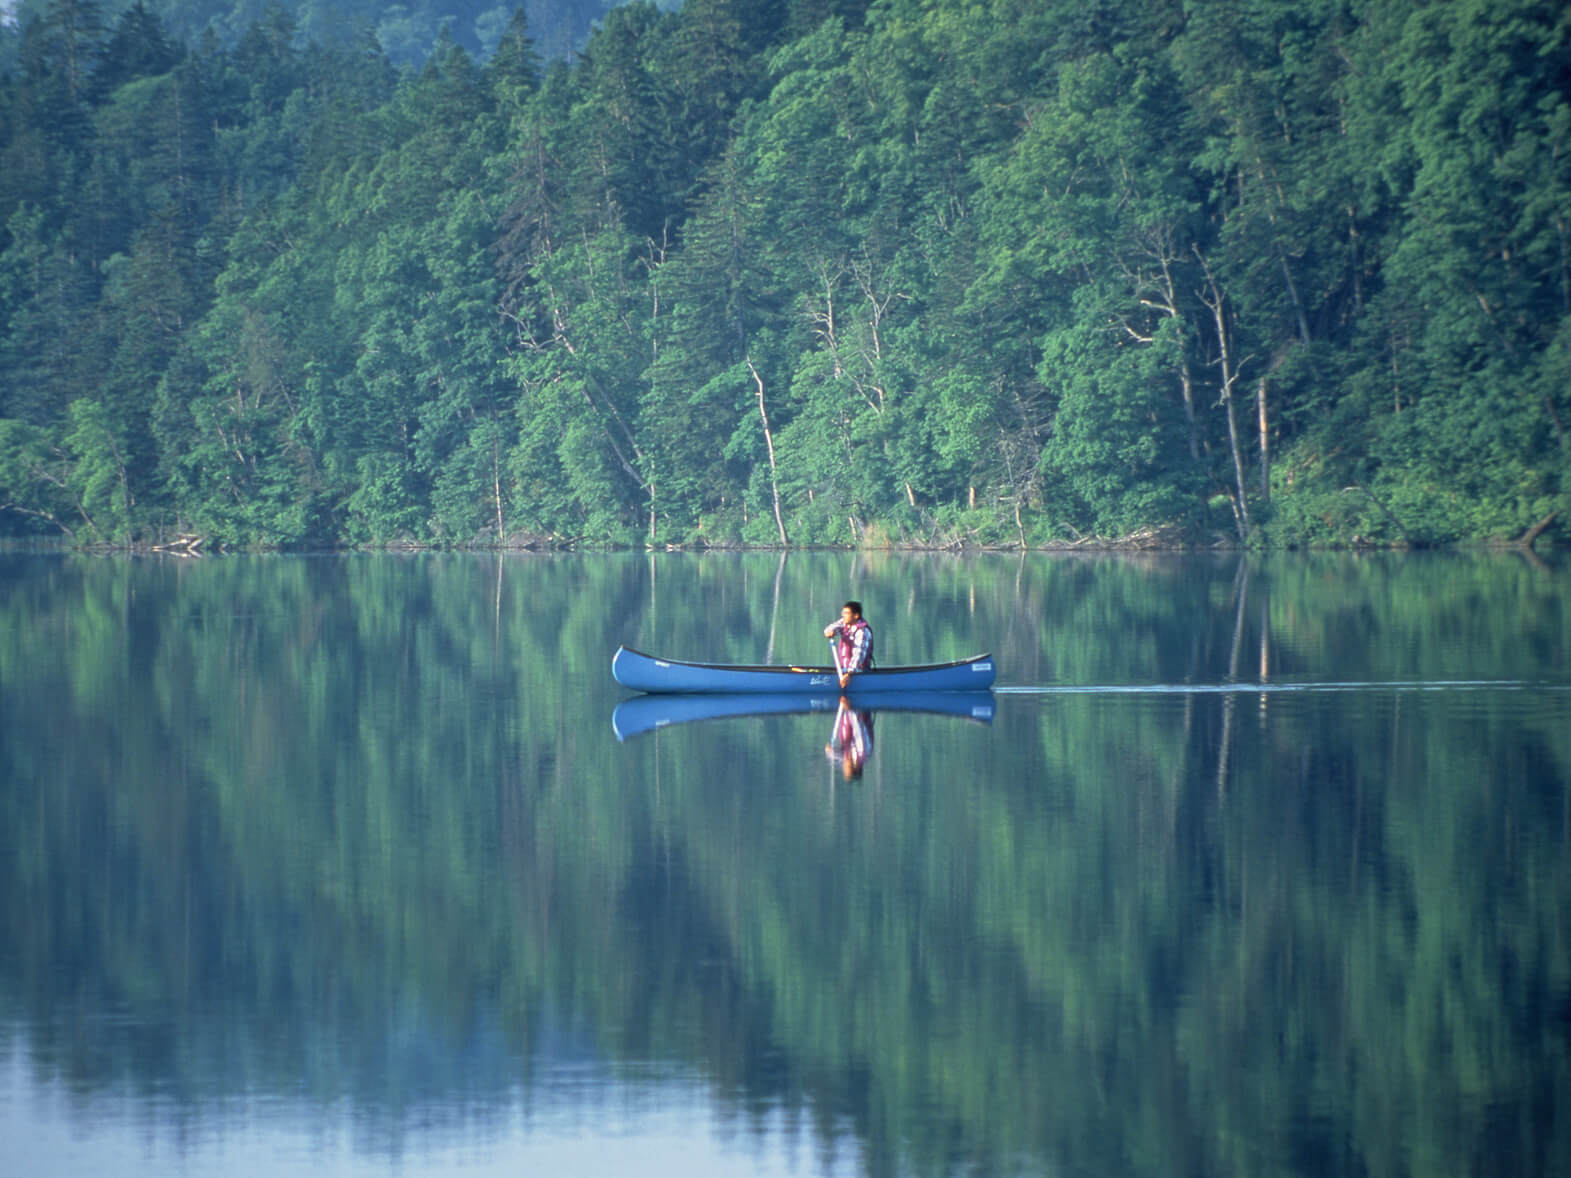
[
  {"xmin": 612, "ymin": 689, "xmax": 996, "ymax": 740},
  {"xmin": 611, "ymin": 645, "xmax": 996, "ymax": 694}
]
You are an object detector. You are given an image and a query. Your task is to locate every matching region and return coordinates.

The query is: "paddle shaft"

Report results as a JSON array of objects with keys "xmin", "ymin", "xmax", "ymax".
[{"xmin": 829, "ymin": 634, "xmax": 855, "ymax": 688}]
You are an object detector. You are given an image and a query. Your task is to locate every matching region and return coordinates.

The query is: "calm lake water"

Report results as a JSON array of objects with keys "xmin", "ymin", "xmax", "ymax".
[{"xmin": 1, "ymin": 550, "xmax": 1567, "ymax": 1177}]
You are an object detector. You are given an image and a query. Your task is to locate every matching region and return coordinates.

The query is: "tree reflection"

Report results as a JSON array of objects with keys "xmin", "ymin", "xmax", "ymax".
[{"xmin": 0, "ymin": 552, "xmax": 1567, "ymax": 1178}]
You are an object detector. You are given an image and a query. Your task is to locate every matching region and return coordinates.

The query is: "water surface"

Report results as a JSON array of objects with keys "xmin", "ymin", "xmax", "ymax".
[{"xmin": 1, "ymin": 550, "xmax": 1567, "ymax": 1177}]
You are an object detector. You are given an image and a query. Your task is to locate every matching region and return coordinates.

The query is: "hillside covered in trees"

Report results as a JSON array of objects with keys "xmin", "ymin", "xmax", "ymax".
[
  {"xmin": 0, "ymin": 0, "xmax": 633, "ymax": 66},
  {"xmin": 1, "ymin": 0, "xmax": 1568, "ymax": 549}
]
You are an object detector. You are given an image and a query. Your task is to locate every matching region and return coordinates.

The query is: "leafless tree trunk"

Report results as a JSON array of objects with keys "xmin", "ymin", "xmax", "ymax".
[
  {"xmin": 746, "ymin": 358, "xmax": 789, "ymax": 546},
  {"xmin": 1196, "ymin": 246, "xmax": 1251, "ymax": 540},
  {"xmin": 1116, "ymin": 225, "xmax": 1201, "ymax": 459},
  {"xmin": 492, "ymin": 427, "xmax": 505, "ymax": 538},
  {"xmin": 1257, "ymin": 376, "xmax": 1270, "ymax": 503}
]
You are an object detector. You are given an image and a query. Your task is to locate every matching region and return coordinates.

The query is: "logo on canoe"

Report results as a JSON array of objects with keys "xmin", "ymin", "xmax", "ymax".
[{"xmin": 973, "ymin": 662, "xmax": 992, "ymax": 672}]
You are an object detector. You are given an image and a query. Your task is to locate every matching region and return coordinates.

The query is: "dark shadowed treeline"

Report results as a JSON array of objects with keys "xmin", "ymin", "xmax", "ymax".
[{"xmin": 1, "ymin": 0, "xmax": 1568, "ymax": 549}]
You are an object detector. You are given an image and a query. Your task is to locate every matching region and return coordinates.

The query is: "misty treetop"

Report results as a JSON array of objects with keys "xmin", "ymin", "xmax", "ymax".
[
  {"xmin": 1, "ymin": 0, "xmax": 1568, "ymax": 549},
  {"xmin": 0, "ymin": 0, "xmax": 636, "ymax": 65}
]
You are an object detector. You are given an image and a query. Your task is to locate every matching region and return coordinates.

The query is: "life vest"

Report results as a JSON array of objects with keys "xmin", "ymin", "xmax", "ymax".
[{"xmin": 836, "ymin": 617, "xmax": 874, "ymax": 671}]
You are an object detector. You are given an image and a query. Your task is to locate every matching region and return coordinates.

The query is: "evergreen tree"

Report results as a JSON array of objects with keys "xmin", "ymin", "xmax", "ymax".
[{"xmin": 1, "ymin": 0, "xmax": 1567, "ymax": 546}]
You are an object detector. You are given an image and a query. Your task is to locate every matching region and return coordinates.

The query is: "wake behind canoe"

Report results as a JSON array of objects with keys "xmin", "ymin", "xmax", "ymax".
[{"xmin": 611, "ymin": 645, "xmax": 996, "ymax": 694}]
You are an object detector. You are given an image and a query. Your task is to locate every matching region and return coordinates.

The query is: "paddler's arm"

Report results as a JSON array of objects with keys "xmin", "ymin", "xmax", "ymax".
[{"xmin": 826, "ymin": 620, "xmax": 845, "ymax": 684}]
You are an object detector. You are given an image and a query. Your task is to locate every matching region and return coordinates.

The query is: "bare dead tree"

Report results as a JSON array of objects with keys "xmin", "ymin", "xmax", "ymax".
[{"xmin": 746, "ymin": 357, "xmax": 789, "ymax": 546}]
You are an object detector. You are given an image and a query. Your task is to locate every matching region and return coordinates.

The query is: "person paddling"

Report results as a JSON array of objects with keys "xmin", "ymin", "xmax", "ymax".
[{"xmin": 823, "ymin": 600, "xmax": 874, "ymax": 689}]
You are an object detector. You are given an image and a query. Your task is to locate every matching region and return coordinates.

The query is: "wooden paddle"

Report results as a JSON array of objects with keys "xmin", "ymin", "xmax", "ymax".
[
  {"xmin": 830, "ymin": 636, "xmax": 849, "ymax": 690},
  {"xmin": 787, "ymin": 640, "xmax": 841, "ymax": 676}
]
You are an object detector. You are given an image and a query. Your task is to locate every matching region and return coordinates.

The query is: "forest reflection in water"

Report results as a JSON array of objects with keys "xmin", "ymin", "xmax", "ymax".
[{"xmin": 0, "ymin": 549, "xmax": 1567, "ymax": 1177}]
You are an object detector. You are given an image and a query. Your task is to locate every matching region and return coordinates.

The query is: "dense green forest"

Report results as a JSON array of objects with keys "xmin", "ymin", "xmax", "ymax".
[
  {"xmin": 0, "ymin": 0, "xmax": 635, "ymax": 65},
  {"xmin": 1, "ymin": 0, "xmax": 1568, "ymax": 549}
]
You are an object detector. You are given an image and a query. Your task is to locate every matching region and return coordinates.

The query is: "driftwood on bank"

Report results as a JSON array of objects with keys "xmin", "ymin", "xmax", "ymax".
[
  {"xmin": 1514, "ymin": 510, "xmax": 1559, "ymax": 549},
  {"xmin": 150, "ymin": 534, "xmax": 206, "ymax": 555}
]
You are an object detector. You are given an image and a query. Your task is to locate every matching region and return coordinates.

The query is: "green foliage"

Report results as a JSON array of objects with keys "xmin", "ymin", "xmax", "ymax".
[
  {"xmin": 1, "ymin": 0, "xmax": 1567, "ymax": 547},
  {"xmin": 63, "ymin": 397, "xmax": 133, "ymax": 539},
  {"xmin": 343, "ymin": 450, "xmax": 422, "ymax": 541},
  {"xmin": 0, "ymin": 418, "xmax": 78, "ymax": 535},
  {"xmin": 1039, "ymin": 320, "xmax": 1202, "ymax": 535}
]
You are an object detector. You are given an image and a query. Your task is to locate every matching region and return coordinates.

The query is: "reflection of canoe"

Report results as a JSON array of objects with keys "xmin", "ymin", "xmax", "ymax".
[
  {"xmin": 612, "ymin": 690, "xmax": 996, "ymax": 741},
  {"xmin": 611, "ymin": 645, "xmax": 996, "ymax": 694}
]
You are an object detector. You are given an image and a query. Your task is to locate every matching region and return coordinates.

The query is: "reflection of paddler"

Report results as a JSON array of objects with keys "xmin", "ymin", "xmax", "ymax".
[{"xmin": 825, "ymin": 696, "xmax": 874, "ymax": 779}]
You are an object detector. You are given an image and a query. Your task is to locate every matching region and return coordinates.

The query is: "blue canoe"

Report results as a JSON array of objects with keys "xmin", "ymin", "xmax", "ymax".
[
  {"xmin": 612, "ymin": 689, "xmax": 996, "ymax": 740},
  {"xmin": 611, "ymin": 645, "xmax": 996, "ymax": 694}
]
